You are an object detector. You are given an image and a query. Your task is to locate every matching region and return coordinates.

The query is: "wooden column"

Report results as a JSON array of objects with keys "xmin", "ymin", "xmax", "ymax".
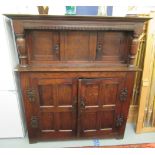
[
  {"xmin": 16, "ymin": 34, "xmax": 28, "ymax": 67},
  {"xmin": 128, "ymin": 33, "xmax": 139, "ymax": 67}
]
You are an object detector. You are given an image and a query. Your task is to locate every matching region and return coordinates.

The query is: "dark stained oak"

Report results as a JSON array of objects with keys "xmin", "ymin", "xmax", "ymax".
[
  {"xmin": 6, "ymin": 14, "xmax": 149, "ymax": 143},
  {"xmin": 60, "ymin": 31, "xmax": 97, "ymax": 61},
  {"xmin": 27, "ymin": 30, "xmax": 60, "ymax": 63},
  {"xmin": 32, "ymin": 78, "xmax": 77, "ymax": 139},
  {"xmin": 96, "ymin": 31, "xmax": 132, "ymax": 64},
  {"xmin": 5, "ymin": 14, "xmax": 150, "ymax": 68},
  {"xmin": 78, "ymin": 78, "xmax": 125, "ymax": 137}
]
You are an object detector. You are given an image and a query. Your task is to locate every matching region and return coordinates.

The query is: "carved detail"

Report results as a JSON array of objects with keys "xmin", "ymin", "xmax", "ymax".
[
  {"xmin": 128, "ymin": 32, "xmax": 140, "ymax": 67},
  {"xmin": 128, "ymin": 22, "xmax": 147, "ymax": 67},
  {"xmin": 26, "ymin": 88, "xmax": 36, "ymax": 102},
  {"xmin": 119, "ymin": 88, "xmax": 128, "ymax": 102},
  {"xmin": 16, "ymin": 34, "xmax": 28, "ymax": 67},
  {"xmin": 31, "ymin": 116, "xmax": 38, "ymax": 128},
  {"xmin": 116, "ymin": 115, "xmax": 124, "ymax": 127},
  {"xmin": 25, "ymin": 25, "xmax": 134, "ymax": 31}
]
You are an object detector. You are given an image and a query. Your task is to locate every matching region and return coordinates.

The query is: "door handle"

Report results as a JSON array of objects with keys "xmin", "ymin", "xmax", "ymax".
[
  {"xmin": 80, "ymin": 99, "xmax": 85, "ymax": 109},
  {"xmin": 53, "ymin": 43, "xmax": 59, "ymax": 54},
  {"xmin": 96, "ymin": 43, "xmax": 102, "ymax": 53}
]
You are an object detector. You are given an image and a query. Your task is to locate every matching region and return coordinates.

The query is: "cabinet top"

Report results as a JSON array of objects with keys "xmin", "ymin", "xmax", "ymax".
[
  {"xmin": 6, "ymin": 14, "xmax": 149, "ymax": 71},
  {"xmin": 5, "ymin": 14, "xmax": 151, "ymax": 22}
]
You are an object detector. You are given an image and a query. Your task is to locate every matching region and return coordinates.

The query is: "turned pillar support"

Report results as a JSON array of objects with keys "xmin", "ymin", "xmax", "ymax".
[
  {"xmin": 16, "ymin": 33, "xmax": 28, "ymax": 67},
  {"xmin": 128, "ymin": 32, "xmax": 139, "ymax": 68},
  {"xmin": 128, "ymin": 22, "xmax": 147, "ymax": 68}
]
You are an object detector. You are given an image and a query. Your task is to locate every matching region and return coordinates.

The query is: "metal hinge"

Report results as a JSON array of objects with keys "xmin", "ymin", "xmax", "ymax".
[
  {"xmin": 116, "ymin": 115, "xmax": 124, "ymax": 128},
  {"xmin": 119, "ymin": 88, "xmax": 128, "ymax": 102},
  {"xmin": 31, "ymin": 116, "xmax": 38, "ymax": 128},
  {"xmin": 26, "ymin": 88, "xmax": 36, "ymax": 103}
]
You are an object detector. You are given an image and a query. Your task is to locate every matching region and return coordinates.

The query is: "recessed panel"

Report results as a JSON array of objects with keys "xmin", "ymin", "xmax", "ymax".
[
  {"xmin": 81, "ymin": 112, "xmax": 97, "ymax": 130},
  {"xmin": 39, "ymin": 85, "xmax": 54, "ymax": 106},
  {"xmin": 58, "ymin": 84, "xmax": 72, "ymax": 106},
  {"xmin": 85, "ymin": 84, "xmax": 99, "ymax": 106},
  {"xmin": 104, "ymin": 83, "xmax": 118, "ymax": 105},
  {"xmin": 28, "ymin": 30, "xmax": 60, "ymax": 62},
  {"xmin": 62, "ymin": 31, "xmax": 96, "ymax": 61},
  {"xmin": 96, "ymin": 31, "xmax": 131, "ymax": 63},
  {"xmin": 100, "ymin": 110, "xmax": 114, "ymax": 129},
  {"xmin": 40, "ymin": 112, "xmax": 54, "ymax": 130},
  {"xmin": 59, "ymin": 112, "xmax": 73, "ymax": 130}
]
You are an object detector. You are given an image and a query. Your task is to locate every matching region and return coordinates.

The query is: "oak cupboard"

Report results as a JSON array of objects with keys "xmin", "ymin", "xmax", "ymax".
[{"xmin": 6, "ymin": 14, "xmax": 150, "ymax": 143}]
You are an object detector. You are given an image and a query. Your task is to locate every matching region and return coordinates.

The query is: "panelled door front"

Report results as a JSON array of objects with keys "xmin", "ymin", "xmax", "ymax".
[
  {"xmin": 29, "ymin": 78, "xmax": 78, "ymax": 140},
  {"xmin": 78, "ymin": 78, "xmax": 125, "ymax": 137},
  {"xmin": 27, "ymin": 76, "xmax": 127, "ymax": 141}
]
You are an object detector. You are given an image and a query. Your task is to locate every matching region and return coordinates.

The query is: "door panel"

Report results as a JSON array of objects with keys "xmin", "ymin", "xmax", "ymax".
[
  {"xmin": 59, "ymin": 112, "xmax": 73, "ymax": 130},
  {"xmin": 57, "ymin": 84, "xmax": 72, "ymax": 106},
  {"xmin": 100, "ymin": 110, "xmax": 114, "ymax": 129},
  {"xmin": 27, "ymin": 30, "xmax": 60, "ymax": 64},
  {"xmin": 30, "ymin": 78, "xmax": 77, "ymax": 139},
  {"xmin": 78, "ymin": 78, "xmax": 125, "ymax": 137},
  {"xmin": 96, "ymin": 31, "xmax": 131, "ymax": 64},
  {"xmin": 38, "ymin": 85, "xmax": 54, "ymax": 106},
  {"xmin": 40, "ymin": 112, "xmax": 54, "ymax": 131},
  {"xmin": 81, "ymin": 112, "xmax": 98, "ymax": 131},
  {"xmin": 60, "ymin": 31, "xmax": 97, "ymax": 61},
  {"xmin": 104, "ymin": 84, "xmax": 118, "ymax": 105}
]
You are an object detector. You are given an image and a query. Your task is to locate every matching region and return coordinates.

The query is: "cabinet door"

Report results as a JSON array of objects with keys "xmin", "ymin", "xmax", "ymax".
[
  {"xmin": 28, "ymin": 78, "xmax": 77, "ymax": 140},
  {"xmin": 60, "ymin": 31, "xmax": 97, "ymax": 61},
  {"xmin": 27, "ymin": 30, "xmax": 60, "ymax": 64},
  {"xmin": 96, "ymin": 31, "xmax": 131, "ymax": 64},
  {"xmin": 78, "ymin": 78, "xmax": 125, "ymax": 137}
]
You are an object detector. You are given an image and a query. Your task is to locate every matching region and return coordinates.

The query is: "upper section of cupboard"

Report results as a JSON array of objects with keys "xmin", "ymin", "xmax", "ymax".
[{"xmin": 5, "ymin": 14, "xmax": 150, "ymax": 71}]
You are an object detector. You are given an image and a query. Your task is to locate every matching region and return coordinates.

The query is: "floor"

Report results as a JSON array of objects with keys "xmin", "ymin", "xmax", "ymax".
[{"xmin": 0, "ymin": 123, "xmax": 155, "ymax": 148}]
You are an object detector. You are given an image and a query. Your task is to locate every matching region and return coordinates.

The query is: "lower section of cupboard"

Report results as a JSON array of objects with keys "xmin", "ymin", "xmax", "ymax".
[
  {"xmin": 29, "ymin": 132, "xmax": 124, "ymax": 143},
  {"xmin": 19, "ymin": 71, "xmax": 135, "ymax": 143}
]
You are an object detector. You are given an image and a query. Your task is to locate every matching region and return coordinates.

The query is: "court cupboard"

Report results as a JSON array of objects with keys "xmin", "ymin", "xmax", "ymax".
[{"xmin": 6, "ymin": 14, "xmax": 150, "ymax": 143}]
